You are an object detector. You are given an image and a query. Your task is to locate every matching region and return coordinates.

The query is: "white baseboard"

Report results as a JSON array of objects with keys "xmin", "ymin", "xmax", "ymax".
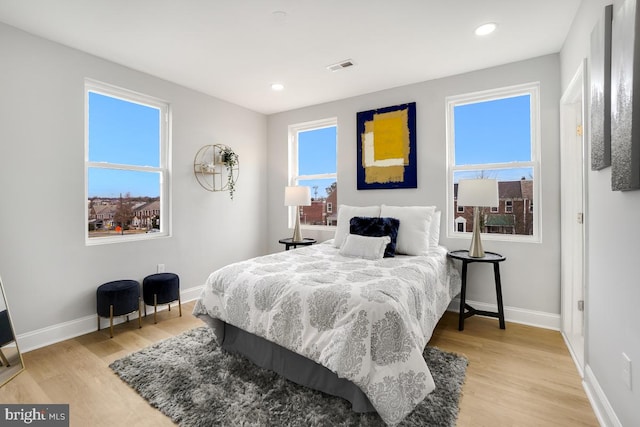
[
  {"xmin": 18, "ymin": 290, "xmax": 555, "ymax": 353},
  {"xmin": 17, "ymin": 285, "xmax": 204, "ymax": 353},
  {"xmin": 447, "ymin": 298, "xmax": 561, "ymax": 330},
  {"xmin": 583, "ymin": 364, "xmax": 622, "ymax": 427},
  {"xmin": 561, "ymin": 331, "xmax": 585, "ymax": 378}
]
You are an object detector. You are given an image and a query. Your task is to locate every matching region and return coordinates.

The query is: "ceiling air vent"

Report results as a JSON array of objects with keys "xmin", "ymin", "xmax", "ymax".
[{"xmin": 327, "ymin": 59, "xmax": 355, "ymax": 72}]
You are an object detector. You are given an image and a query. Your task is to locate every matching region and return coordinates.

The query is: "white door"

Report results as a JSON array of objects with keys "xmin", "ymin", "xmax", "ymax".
[{"xmin": 560, "ymin": 61, "xmax": 587, "ymax": 374}]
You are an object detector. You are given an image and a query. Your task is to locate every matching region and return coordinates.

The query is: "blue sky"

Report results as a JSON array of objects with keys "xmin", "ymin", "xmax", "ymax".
[
  {"xmin": 454, "ymin": 95, "xmax": 530, "ymax": 164},
  {"xmin": 297, "ymin": 126, "xmax": 337, "ymax": 198},
  {"xmin": 89, "ymin": 93, "xmax": 531, "ymax": 198},
  {"xmin": 453, "ymin": 94, "xmax": 532, "ymax": 182},
  {"xmin": 88, "ymin": 92, "xmax": 161, "ymax": 198}
]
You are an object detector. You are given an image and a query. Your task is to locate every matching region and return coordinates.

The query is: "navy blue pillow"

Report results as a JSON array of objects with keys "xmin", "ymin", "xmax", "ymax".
[{"xmin": 349, "ymin": 216, "xmax": 400, "ymax": 257}]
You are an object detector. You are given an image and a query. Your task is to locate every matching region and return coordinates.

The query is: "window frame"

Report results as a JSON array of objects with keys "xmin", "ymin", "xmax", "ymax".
[
  {"xmin": 85, "ymin": 79, "xmax": 171, "ymax": 245},
  {"xmin": 446, "ymin": 82, "xmax": 541, "ymax": 243},
  {"xmin": 288, "ymin": 117, "xmax": 337, "ymax": 231},
  {"xmin": 505, "ymin": 200, "xmax": 514, "ymax": 213}
]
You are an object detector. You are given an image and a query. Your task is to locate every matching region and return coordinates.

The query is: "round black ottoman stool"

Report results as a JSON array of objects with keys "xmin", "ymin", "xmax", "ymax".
[
  {"xmin": 96, "ymin": 280, "xmax": 141, "ymax": 338},
  {"xmin": 142, "ymin": 273, "xmax": 182, "ymax": 324}
]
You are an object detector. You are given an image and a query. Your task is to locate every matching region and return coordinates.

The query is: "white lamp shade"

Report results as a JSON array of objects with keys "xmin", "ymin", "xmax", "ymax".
[
  {"xmin": 284, "ymin": 186, "xmax": 311, "ymax": 206},
  {"xmin": 457, "ymin": 179, "xmax": 499, "ymax": 207}
]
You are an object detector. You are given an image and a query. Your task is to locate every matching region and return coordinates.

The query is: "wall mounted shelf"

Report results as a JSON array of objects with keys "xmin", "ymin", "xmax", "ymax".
[{"xmin": 194, "ymin": 144, "xmax": 239, "ymax": 198}]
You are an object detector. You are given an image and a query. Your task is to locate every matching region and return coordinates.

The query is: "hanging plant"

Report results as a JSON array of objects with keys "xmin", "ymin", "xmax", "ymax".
[{"xmin": 220, "ymin": 146, "xmax": 238, "ymax": 200}]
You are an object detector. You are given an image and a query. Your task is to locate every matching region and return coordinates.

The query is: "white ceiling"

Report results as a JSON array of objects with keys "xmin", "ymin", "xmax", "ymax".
[{"xmin": 0, "ymin": 0, "xmax": 582, "ymax": 115}]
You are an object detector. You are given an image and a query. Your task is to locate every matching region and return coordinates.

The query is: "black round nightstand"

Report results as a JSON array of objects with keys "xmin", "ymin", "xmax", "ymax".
[
  {"xmin": 447, "ymin": 249, "xmax": 506, "ymax": 331},
  {"xmin": 278, "ymin": 238, "xmax": 317, "ymax": 251}
]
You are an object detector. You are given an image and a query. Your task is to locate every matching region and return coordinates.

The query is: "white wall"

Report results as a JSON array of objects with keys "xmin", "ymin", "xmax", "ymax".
[
  {"xmin": 267, "ymin": 54, "xmax": 562, "ymax": 319},
  {"xmin": 0, "ymin": 23, "xmax": 268, "ymax": 346},
  {"xmin": 561, "ymin": 1, "xmax": 639, "ymax": 426}
]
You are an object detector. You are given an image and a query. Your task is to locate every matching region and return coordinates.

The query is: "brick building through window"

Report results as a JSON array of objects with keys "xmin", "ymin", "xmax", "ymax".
[{"xmin": 454, "ymin": 179, "xmax": 533, "ymax": 235}]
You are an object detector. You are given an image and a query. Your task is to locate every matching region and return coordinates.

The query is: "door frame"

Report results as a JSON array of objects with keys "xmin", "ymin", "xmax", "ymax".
[{"xmin": 560, "ymin": 59, "xmax": 589, "ymax": 376}]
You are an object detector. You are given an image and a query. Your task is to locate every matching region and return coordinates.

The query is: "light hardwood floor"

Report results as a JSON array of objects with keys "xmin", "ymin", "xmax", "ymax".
[
  {"xmin": 429, "ymin": 313, "xmax": 598, "ymax": 426},
  {"xmin": 0, "ymin": 302, "xmax": 598, "ymax": 426}
]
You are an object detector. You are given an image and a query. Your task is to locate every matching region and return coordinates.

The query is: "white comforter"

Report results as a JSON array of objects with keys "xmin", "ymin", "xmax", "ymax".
[{"xmin": 193, "ymin": 241, "xmax": 461, "ymax": 425}]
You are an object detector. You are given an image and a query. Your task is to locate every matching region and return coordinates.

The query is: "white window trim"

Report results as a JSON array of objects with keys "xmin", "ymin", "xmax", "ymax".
[
  {"xmin": 288, "ymin": 117, "xmax": 337, "ymax": 230},
  {"xmin": 445, "ymin": 82, "xmax": 541, "ymax": 243},
  {"xmin": 85, "ymin": 79, "xmax": 171, "ymax": 245}
]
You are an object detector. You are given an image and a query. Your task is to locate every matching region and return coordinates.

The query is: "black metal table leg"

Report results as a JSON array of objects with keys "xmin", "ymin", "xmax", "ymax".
[
  {"xmin": 493, "ymin": 262, "xmax": 506, "ymax": 329},
  {"xmin": 459, "ymin": 261, "xmax": 468, "ymax": 331}
]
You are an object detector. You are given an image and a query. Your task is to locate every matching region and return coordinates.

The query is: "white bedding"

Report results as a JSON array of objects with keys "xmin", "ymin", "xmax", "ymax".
[{"xmin": 193, "ymin": 240, "xmax": 461, "ymax": 425}]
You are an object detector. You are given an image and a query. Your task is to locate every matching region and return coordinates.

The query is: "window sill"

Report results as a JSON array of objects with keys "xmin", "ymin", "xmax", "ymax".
[
  {"xmin": 86, "ymin": 232, "xmax": 170, "ymax": 246},
  {"xmin": 296, "ymin": 224, "xmax": 337, "ymax": 232},
  {"xmin": 447, "ymin": 232, "xmax": 540, "ymax": 244}
]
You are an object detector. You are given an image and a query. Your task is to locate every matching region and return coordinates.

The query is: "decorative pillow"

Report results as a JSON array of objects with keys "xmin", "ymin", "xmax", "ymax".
[
  {"xmin": 333, "ymin": 205, "xmax": 381, "ymax": 248},
  {"xmin": 428, "ymin": 210, "xmax": 441, "ymax": 248},
  {"xmin": 339, "ymin": 234, "xmax": 391, "ymax": 260},
  {"xmin": 379, "ymin": 205, "xmax": 436, "ymax": 255},
  {"xmin": 349, "ymin": 216, "xmax": 400, "ymax": 257}
]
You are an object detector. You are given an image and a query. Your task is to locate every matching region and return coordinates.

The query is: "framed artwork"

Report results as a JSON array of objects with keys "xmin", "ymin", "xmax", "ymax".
[
  {"xmin": 356, "ymin": 102, "xmax": 417, "ymax": 190},
  {"xmin": 590, "ymin": 4, "xmax": 613, "ymax": 170},
  {"xmin": 611, "ymin": 0, "xmax": 640, "ymax": 190}
]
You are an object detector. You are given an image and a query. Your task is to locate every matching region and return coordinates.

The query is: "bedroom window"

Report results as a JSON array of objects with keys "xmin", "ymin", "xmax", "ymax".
[
  {"xmin": 447, "ymin": 83, "xmax": 540, "ymax": 241},
  {"xmin": 85, "ymin": 80, "xmax": 170, "ymax": 244},
  {"xmin": 288, "ymin": 117, "xmax": 337, "ymax": 229}
]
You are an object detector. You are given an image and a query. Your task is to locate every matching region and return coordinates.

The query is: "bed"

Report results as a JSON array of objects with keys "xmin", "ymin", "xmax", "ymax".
[{"xmin": 193, "ymin": 206, "xmax": 460, "ymax": 425}]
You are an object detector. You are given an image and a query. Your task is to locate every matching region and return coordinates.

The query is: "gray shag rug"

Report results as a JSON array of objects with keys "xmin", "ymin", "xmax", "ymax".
[{"xmin": 110, "ymin": 327, "xmax": 467, "ymax": 426}]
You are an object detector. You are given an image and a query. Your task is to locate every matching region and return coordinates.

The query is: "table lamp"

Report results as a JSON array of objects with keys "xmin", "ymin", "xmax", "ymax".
[
  {"xmin": 284, "ymin": 186, "xmax": 311, "ymax": 242},
  {"xmin": 456, "ymin": 178, "xmax": 499, "ymax": 257}
]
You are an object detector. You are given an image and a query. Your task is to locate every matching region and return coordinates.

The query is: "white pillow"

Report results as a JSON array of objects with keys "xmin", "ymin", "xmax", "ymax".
[
  {"xmin": 339, "ymin": 234, "xmax": 390, "ymax": 260},
  {"xmin": 429, "ymin": 211, "xmax": 441, "ymax": 248},
  {"xmin": 379, "ymin": 205, "xmax": 436, "ymax": 255},
  {"xmin": 333, "ymin": 205, "xmax": 381, "ymax": 248}
]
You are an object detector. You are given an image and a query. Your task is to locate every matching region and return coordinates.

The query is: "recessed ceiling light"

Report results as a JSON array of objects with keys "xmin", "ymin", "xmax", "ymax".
[
  {"xmin": 272, "ymin": 10, "xmax": 287, "ymax": 23},
  {"xmin": 271, "ymin": 83, "xmax": 284, "ymax": 91},
  {"xmin": 475, "ymin": 22, "xmax": 497, "ymax": 36}
]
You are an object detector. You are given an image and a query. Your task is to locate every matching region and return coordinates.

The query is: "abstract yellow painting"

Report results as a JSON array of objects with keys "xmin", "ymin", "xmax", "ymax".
[{"xmin": 357, "ymin": 102, "xmax": 417, "ymax": 189}]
